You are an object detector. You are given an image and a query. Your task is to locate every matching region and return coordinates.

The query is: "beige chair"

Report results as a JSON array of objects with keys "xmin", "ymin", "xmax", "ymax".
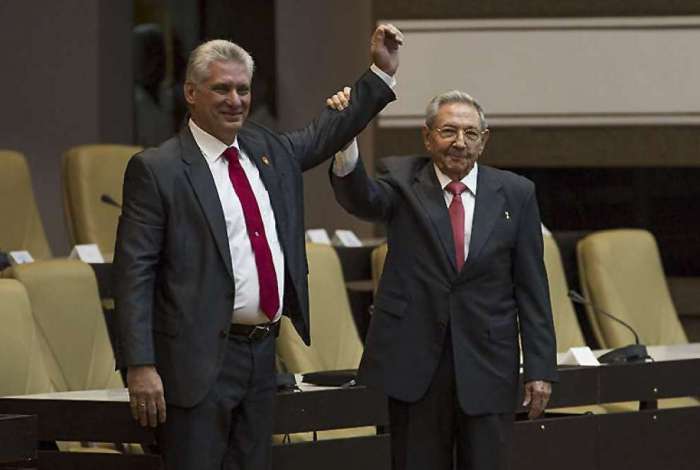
[
  {"xmin": 62, "ymin": 144, "xmax": 141, "ymax": 258},
  {"xmin": 577, "ymin": 229, "xmax": 687, "ymax": 349},
  {"xmin": 4, "ymin": 259, "xmax": 123, "ymax": 392},
  {"xmin": 578, "ymin": 229, "xmax": 697, "ymax": 409},
  {"xmin": 276, "ymin": 243, "xmax": 370, "ymax": 440},
  {"xmin": 543, "ymin": 235, "xmax": 587, "ymax": 352},
  {"xmin": 0, "ymin": 279, "xmax": 53, "ymax": 396},
  {"xmin": 277, "ymin": 243, "xmax": 363, "ymax": 373},
  {"xmin": 0, "ymin": 150, "xmax": 52, "ymax": 258}
]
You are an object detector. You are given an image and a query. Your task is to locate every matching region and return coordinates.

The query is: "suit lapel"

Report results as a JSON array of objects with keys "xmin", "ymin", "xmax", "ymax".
[
  {"xmin": 413, "ymin": 163, "xmax": 457, "ymax": 274},
  {"xmin": 179, "ymin": 127, "xmax": 234, "ymax": 281},
  {"xmin": 463, "ymin": 166, "xmax": 504, "ymax": 272},
  {"xmin": 238, "ymin": 129, "xmax": 290, "ymax": 253}
]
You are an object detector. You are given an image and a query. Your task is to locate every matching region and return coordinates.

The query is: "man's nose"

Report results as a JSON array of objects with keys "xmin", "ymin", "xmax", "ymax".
[
  {"xmin": 225, "ymin": 90, "xmax": 242, "ymax": 106},
  {"xmin": 452, "ymin": 132, "xmax": 467, "ymax": 148}
]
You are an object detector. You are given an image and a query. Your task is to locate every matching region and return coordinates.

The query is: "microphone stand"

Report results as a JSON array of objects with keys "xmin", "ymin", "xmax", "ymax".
[{"xmin": 568, "ymin": 290, "xmax": 650, "ymax": 364}]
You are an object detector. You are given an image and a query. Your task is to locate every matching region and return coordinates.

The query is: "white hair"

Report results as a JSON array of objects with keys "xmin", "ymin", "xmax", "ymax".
[
  {"xmin": 185, "ymin": 39, "xmax": 255, "ymax": 84},
  {"xmin": 425, "ymin": 90, "xmax": 488, "ymax": 130}
]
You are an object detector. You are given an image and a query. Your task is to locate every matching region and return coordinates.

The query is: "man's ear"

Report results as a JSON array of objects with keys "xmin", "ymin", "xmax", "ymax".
[
  {"xmin": 479, "ymin": 129, "xmax": 490, "ymax": 153},
  {"xmin": 422, "ymin": 126, "xmax": 432, "ymax": 153},
  {"xmin": 184, "ymin": 82, "xmax": 196, "ymax": 106}
]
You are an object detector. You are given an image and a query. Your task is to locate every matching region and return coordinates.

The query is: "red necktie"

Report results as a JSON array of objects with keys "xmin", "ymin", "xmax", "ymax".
[
  {"xmin": 223, "ymin": 147, "xmax": 279, "ymax": 320},
  {"xmin": 446, "ymin": 181, "xmax": 467, "ymax": 271}
]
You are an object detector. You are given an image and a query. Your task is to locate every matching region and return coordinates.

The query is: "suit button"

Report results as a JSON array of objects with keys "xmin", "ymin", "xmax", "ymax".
[{"xmin": 220, "ymin": 329, "xmax": 228, "ymax": 338}]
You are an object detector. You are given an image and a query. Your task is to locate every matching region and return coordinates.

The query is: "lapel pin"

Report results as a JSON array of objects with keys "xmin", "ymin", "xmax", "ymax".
[
  {"xmin": 261, "ymin": 155, "xmax": 271, "ymax": 166},
  {"xmin": 505, "ymin": 210, "xmax": 510, "ymax": 220}
]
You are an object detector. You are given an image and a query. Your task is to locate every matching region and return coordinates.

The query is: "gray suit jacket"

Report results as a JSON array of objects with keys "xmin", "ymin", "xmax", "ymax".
[
  {"xmin": 331, "ymin": 156, "xmax": 558, "ymax": 414},
  {"xmin": 113, "ymin": 70, "xmax": 395, "ymax": 407}
]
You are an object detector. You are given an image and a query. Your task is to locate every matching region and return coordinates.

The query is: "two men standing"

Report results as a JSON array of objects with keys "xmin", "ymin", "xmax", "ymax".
[{"xmin": 113, "ymin": 25, "xmax": 402, "ymax": 470}]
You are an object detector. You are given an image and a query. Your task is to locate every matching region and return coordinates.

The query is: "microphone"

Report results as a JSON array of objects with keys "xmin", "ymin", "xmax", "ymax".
[
  {"xmin": 100, "ymin": 194, "xmax": 122, "ymax": 209},
  {"xmin": 568, "ymin": 290, "xmax": 649, "ymax": 364}
]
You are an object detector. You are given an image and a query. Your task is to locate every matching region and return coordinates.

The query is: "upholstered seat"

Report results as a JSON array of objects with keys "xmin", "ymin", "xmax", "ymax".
[
  {"xmin": 275, "ymin": 243, "xmax": 371, "ymax": 441},
  {"xmin": 4, "ymin": 259, "xmax": 123, "ymax": 391},
  {"xmin": 577, "ymin": 229, "xmax": 698, "ymax": 409},
  {"xmin": 62, "ymin": 145, "xmax": 141, "ymax": 259},
  {"xmin": 0, "ymin": 279, "xmax": 53, "ymax": 396},
  {"xmin": 0, "ymin": 150, "xmax": 52, "ymax": 258}
]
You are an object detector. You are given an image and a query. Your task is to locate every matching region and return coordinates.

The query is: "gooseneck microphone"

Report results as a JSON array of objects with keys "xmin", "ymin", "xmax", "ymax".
[
  {"xmin": 568, "ymin": 290, "xmax": 650, "ymax": 364},
  {"xmin": 100, "ymin": 194, "xmax": 122, "ymax": 209}
]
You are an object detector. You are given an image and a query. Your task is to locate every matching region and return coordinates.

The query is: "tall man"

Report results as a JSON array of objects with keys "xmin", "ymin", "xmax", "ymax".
[
  {"xmin": 113, "ymin": 25, "xmax": 403, "ymax": 470},
  {"xmin": 329, "ymin": 90, "xmax": 558, "ymax": 469}
]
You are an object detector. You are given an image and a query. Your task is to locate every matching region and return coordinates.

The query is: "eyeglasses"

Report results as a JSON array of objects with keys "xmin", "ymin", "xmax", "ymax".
[{"xmin": 431, "ymin": 126, "xmax": 485, "ymax": 143}]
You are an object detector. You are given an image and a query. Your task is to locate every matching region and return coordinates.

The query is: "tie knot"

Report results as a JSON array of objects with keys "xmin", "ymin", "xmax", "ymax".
[
  {"xmin": 222, "ymin": 147, "xmax": 240, "ymax": 165},
  {"xmin": 446, "ymin": 181, "xmax": 467, "ymax": 196}
]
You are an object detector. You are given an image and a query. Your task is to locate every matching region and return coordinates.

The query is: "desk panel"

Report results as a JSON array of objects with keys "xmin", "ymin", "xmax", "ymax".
[{"xmin": 0, "ymin": 414, "xmax": 36, "ymax": 464}]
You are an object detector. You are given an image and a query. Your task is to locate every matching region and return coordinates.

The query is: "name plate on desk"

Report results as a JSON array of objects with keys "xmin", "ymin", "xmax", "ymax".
[
  {"xmin": 305, "ymin": 229, "xmax": 332, "ymax": 245},
  {"xmin": 8, "ymin": 250, "xmax": 34, "ymax": 265},
  {"xmin": 559, "ymin": 346, "xmax": 600, "ymax": 366},
  {"xmin": 70, "ymin": 244, "xmax": 105, "ymax": 263}
]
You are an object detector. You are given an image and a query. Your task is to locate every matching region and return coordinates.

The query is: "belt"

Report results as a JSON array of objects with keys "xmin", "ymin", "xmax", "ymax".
[{"xmin": 229, "ymin": 321, "xmax": 280, "ymax": 341}]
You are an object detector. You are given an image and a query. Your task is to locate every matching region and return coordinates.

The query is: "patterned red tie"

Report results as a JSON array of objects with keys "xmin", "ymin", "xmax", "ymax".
[
  {"xmin": 446, "ymin": 181, "xmax": 467, "ymax": 271},
  {"xmin": 223, "ymin": 147, "xmax": 279, "ymax": 320}
]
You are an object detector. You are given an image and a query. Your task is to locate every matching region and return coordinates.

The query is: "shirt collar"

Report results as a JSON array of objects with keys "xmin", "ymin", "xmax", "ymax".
[
  {"xmin": 434, "ymin": 162, "xmax": 478, "ymax": 196},
  {"xmin": 188, "ymin": 118, "xmax": 240, "ymax": 163}
]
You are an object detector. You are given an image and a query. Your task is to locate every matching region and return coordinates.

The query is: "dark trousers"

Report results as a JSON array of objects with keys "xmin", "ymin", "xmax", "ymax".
[
  {"xmin": 156, "ymin": 332, "xmax": 276, "ymax": 470},
  {"xmin": 389, "ymin": 332, "xmax": 514, "ymax": 470}
]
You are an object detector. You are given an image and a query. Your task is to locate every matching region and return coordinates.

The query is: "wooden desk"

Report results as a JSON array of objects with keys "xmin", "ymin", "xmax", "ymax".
[
  {"xmin": 1, "ymin": 345, "xmax": 699, "ymax": 470},
  {"xmin": 0, "ymin": 414, "xmax": 37, "ymax": 465}
]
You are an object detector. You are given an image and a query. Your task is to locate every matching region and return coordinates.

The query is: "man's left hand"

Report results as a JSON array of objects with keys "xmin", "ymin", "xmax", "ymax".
[
  {"xmin": 371, "ymin": 24, "xmax": 404, "ymax": 76},
  {"xmin": 523, "ymin": 380, "xmax": 552, "ymax": 419}
]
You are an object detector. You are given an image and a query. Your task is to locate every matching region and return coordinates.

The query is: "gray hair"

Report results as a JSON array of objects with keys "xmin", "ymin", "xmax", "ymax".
[
  {"xmin": 425, "ymin": 90, "xmax": 488, "ymax": 130},
  {"xmin": 186, "ymin": 39, "xmax": 255, "ymax": 84}
]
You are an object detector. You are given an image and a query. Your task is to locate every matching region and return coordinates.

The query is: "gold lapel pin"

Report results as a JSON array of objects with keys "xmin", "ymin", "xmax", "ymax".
[
  {"xmin": 261, "ymin": 155, "xmax": 271, "ymax": 166},
  {"xmin": 505, "ymin": 210, "xmax": 510, "ymax": 220}
]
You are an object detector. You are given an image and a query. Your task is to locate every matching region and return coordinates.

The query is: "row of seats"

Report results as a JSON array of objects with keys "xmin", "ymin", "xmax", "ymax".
[{"xmin": 1, "ymin": 145, "xmax": 140, "ymax": 259}]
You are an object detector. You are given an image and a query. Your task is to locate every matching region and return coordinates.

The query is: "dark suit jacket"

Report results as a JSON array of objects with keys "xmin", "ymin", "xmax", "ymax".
[
  {"xmin": 113, "ymin": 70, "xmax": 395, "ymax": 408},
  {"xmin": 331, "ymin": 156, "xmax": 558, "ymax": 414}
]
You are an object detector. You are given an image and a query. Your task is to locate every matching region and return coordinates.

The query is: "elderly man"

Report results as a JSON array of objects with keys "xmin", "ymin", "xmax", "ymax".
[
  {"xmin": 113, "ymin": 25, "xmax": 403, "ymax": 469},
  {"xmin": 329, "ymin": 90, "xmax": 558, "ymax": 470}
]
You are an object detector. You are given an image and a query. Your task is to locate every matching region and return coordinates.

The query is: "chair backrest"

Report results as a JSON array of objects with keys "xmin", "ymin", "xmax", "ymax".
[
  {"xmin": 5, "ymin": 259, "xmax": 123, "ymax": 391},
  {"xmin": 0, "ymin": 150, "xmax": 52, "ymax": 259},
  {"xmin": 62, "ymin": 144, "xmax": 141, "ymax": 258},
  {"xmin": 276, "ymin": 243, "xmax": 363, "ymax": 373},
  {"xmin": 0, "ymin": 279, "xmax": 53, "ymax": 396},
  {"xmin": 543, "ymin": 235, "xmax": 587, "ymax": 352},
  {"xmin": 577, "ymin": 229, "xmax": 687, "ymax": 348},
  {"xmin": 370, "ymin": 243, "xmax": 388, "ymax": 294}
]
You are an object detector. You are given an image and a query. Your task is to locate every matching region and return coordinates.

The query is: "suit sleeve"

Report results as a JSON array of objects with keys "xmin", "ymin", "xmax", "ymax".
[
  {"xmin": 112, "ymin": 154, "xmax": 165, "ymax": 369},
  {"xmin": 280, "ymin": 69, "xmax": 395, "ymax": 172},
  {"xmin": 330, "ymin": 156, "xmax": 395, "ymax": 223},
  {"xmin": 513, "ymin": 183, "xmax": 559, "ymax": 383}
]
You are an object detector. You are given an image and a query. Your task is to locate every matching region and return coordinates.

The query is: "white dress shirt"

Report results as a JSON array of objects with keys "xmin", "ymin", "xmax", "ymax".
[
  {"xmin": 333, "ymin": 142, "xmax": 478, "ymax": 263},
  {"xmin": 189, "ymin": 65, "xmax": 394, "ymax": 325},
  {"xmin": 189, "ymin": 119, "xmax": 284, "ymax": 325}
]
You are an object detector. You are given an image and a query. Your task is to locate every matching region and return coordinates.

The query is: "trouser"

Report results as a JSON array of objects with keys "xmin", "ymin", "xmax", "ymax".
[
  {"xmin": 156, "ymin": 331, "xmax": 276, "ymax": 470},
  {"xmin": 389, "ymin": 332, "xmax": 514, "ymax": 470}
]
